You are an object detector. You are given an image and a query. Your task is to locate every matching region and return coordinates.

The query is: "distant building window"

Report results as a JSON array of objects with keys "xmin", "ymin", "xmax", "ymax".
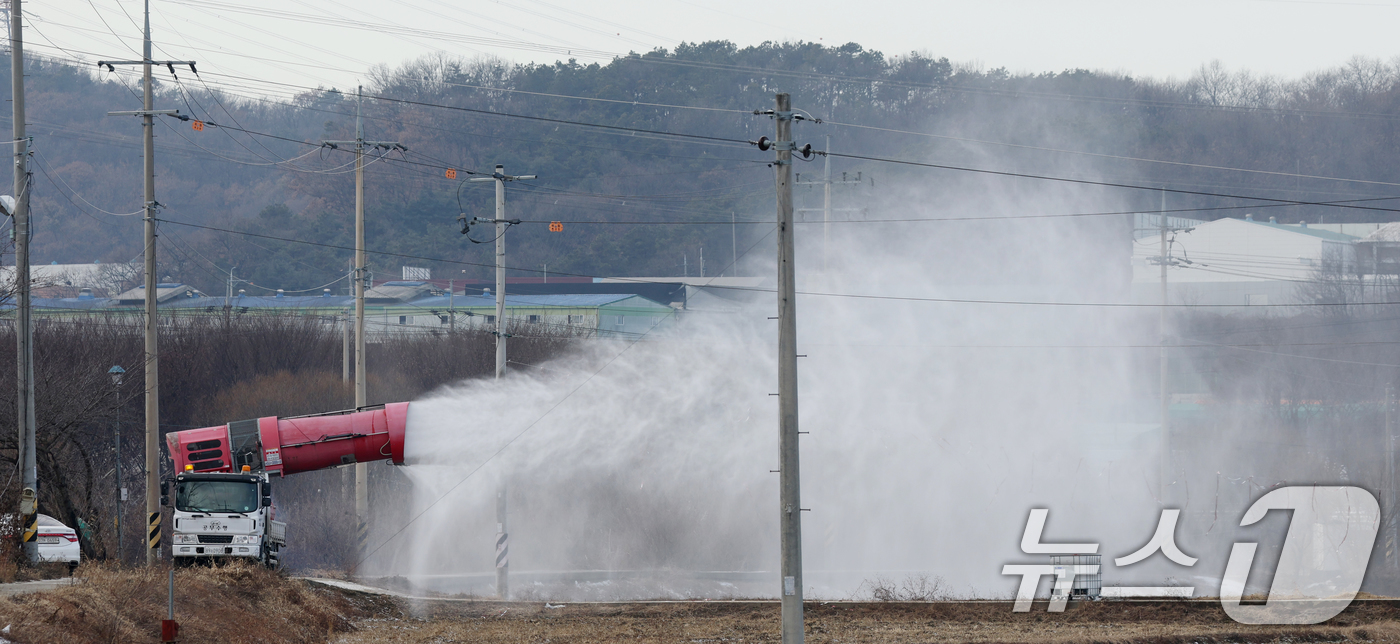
[
  {"xmin": 439, "ymin": 315, "xmax": 449, "ymax": 324},
  {"xmin": 527, "ymin": 314, "xmax": 541, "ymax": 324},
  {"xmin": 616, "ymin": 316, "xmax": 626, "ymax": 326},
  {"xmin": 486, "ymin": 315, "xmax": 496, "ymax": 325},
  {"xmin": 567, "ymin": 315, "xmax": 582, "ymax": 325},
  {"xmin": 399, "ymin": 315, "xmax": 408, "ymax": 325}
]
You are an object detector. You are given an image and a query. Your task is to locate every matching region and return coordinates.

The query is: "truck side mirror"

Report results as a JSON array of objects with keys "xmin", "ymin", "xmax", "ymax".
[
  {"xmin": 160, "ymin": 495, "xmax": 169, "ymax": 507},
  {"xmin": 160, "ymin": 481, "xmax": 168, "ymax": 496},
  {"xmin": 261, "ymin": 496, "xmax": 271, "ymax": 508}
]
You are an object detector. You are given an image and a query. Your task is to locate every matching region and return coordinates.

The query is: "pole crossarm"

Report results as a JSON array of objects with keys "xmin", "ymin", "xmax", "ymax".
[
  {"xmin": 107, "ymin": 110, "xmax": 182, "ymax": 117},
  {"xmin": 322, "ymin": 141, "xmax": 406, "ymax": 150},
  {"xmin": 98, "ymin": 60, "xmax": 195, "ymax": 69}
]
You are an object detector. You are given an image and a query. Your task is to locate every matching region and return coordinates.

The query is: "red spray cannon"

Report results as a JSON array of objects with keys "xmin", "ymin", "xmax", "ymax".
[{"xmin": 165, "ymin": 402, "xmax": 409, "ymax": 477}]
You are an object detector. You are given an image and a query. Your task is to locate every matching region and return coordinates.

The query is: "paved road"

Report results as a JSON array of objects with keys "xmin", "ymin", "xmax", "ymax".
[{"xmin": 0, "ymin": 578, "xmax": 77, "ymax": 596}]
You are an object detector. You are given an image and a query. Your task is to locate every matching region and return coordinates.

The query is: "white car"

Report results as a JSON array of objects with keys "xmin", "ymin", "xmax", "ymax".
[{"xmin": 33, "ymin": 514, "xmax": 80, "ymax": 569}]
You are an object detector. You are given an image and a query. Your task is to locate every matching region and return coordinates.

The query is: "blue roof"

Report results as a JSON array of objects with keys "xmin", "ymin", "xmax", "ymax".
[
  {"xmin": 163, "ymin": 295, "xmax": 356, "ymax": 309},
  {"xmin": 31, "ymin": 297, "xmax": 110, "ymax": 310},
  {"xmin": 1243, "ymin": 220, "xmax": 1359, "ymax": 242},
  {"xmin": 30, "ymin": 292, "xmax": 670, "ymax": 311},
  {"xmin": 411, "ymin": 293, "xmax": 668, "ymax": 308}
]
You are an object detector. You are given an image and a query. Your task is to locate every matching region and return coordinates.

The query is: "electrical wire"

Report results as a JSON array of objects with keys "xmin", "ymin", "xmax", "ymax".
[{"xmin": 821, "ymin": 151, "xmax": 1400, "ymax": 215}]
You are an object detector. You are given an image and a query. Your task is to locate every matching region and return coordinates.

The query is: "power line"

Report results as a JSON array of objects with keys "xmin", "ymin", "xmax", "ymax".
[
  {"xmin": 822, "ymin": 151, "xmax": 1400, "ymax": 214},
  {"xmin": 822, "ymin": 119, "xmax": 1400, "ymax": 190}
]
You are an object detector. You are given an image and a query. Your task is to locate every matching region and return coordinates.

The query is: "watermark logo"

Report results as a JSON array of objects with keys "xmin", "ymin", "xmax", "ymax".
[
  {"xmin": 1220, "ymin": 486, "xmax": 1378, "ymax": 624},
  {"xmin": 1002, "ymin": 486, "xmax": 1379, "ymax": 625}
]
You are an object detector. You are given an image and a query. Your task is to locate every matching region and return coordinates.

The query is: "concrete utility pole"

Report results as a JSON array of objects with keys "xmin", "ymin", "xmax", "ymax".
[
  {"xmin": 109, "ymin": 365, "xmax": 126, "ymax": 562},
  {"xmin": 731, "ymin": 211, "xmax": 737, "ymax": 277},
  {"xmin": 342, "ymin": 308, "xmax": 351, "ymax": 383},
  {"xmin": 322, "ymin": 86, "xmax": 403, "ymax": 558},
  {"xmin": 1388, "ymin": 383, "xmax": 1396, "ymax": 571},
  {"xmin": 495, "ymin": 484, "xmax": 509, "ymax": 598},
  {"xmin": 99, "ymin": 0, "xmax": 194, "ymax": 565},
  {"xmin": 765, "ymin": 92, "xmax": 807, "ymax": 644},
  {"xmin": 1159, "ymin": 189, "xmax": 1169, "ymax": 503},
  {"xmin": 9, "ymin": 0, "xmax": 37, "ymax": 563},
  {"xmin": 795, "ymin": 137, "xmax": 863, "ymax": 271},
  {"xmin": 469, "ymin": 164, "xmax": 535, "ymax": 379}
]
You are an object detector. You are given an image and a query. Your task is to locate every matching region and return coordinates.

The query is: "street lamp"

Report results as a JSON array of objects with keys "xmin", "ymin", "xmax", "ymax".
[{"xmin": 108, "ymin": 365, "xmax": 125, "ymax": 563}]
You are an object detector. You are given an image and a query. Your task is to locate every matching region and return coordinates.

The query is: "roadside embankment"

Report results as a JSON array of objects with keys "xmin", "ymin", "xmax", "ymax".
[{"xmin": 0, "ymin": 562, "xmax": 398, "ymax": 643}]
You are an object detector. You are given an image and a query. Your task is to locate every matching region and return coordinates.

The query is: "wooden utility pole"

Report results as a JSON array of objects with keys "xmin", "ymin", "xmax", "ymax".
[
  {"xmin": 323, "ymin": 86, "xmax": 403, "ymax": 558},
  {"xmin": 99, "ymin": 0, "xmax": 194, "ymax": 565},
  {"xmin": 10, "ymin": 0, "xmax": 37, "ymax": 562}
]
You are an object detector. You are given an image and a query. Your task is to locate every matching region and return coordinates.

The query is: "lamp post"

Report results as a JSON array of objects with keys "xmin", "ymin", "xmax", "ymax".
[{"xmin": 108, "ymin": 365, "xmax": 125, "ymax": 563}]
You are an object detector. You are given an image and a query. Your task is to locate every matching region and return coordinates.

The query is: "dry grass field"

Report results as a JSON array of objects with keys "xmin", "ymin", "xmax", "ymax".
[
  {"xmin": 333, "ymin": 598, "xmax": 1400, "ymax": 644},
  {"xmin": 5, "ymin": 565, "xmax": 1400, "ymax": 643}
]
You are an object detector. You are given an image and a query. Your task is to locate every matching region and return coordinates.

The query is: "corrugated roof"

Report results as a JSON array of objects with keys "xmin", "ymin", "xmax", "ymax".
[
  {"xmin": 32, "ymin": 292, "xmax": 671, "ymax": 311},
  {"xmin": 411, "ymin": 293, "xmax": 669, "ymax": 308},
  {"xmin": 1363, "ymin": 222, "xmax": 1400, "ymax": 242},
  {"xmin": 31, "ymin": 297, "xmax": 110, "ymax": 310},
  {"xmin": 163, "ymin": 295, "xmax": 356, "ymax": 309},
  {"xmin": 1243, "ymin": 220, "xmax": 1359, "ymax": 242},
  {"xmin": 113, "ymin": 283, "xmax": 202, "ymax": 304},
  {"xmin": 365, "ymin": 281, "xmax": 435, "ymax": 303}
]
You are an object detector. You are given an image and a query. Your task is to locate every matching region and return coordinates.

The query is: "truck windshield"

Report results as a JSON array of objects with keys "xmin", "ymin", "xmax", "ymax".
[{"xmin": 176, "ymin": 480, "xmax": 258, "ymax": 513}]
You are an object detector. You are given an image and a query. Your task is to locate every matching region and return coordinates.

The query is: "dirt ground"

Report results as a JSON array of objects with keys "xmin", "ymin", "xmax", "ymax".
[
  {"xmin": 332, "ymin": 597, "xmax": 1400, "ymax": 644},
  {"xmin": 7, "ymin": 567, "xmax": 1400, "ymax": 643}
]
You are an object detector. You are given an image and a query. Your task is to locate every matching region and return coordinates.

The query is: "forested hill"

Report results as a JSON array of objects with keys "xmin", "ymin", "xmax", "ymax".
[{"xmin": 6, "ymin": 41, "xmax": 1400, "ymax": 294}]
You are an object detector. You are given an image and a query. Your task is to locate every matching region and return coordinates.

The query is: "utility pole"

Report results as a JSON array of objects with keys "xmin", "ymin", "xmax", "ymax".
[
  {"xmin": 448, "ymin": 278, "xmax": 455, "ymax": 334},
  {"xmin": 343, "ymin": 260, "xmax": 352, "ymax": 380},
  {"xmin": 468, "ymin": 164, "xmax": 534, "ymax": 380},
  {"xmin": 323, "ymin": 86, "xmax": 403, "ymax": 559},
  {"xmin": 467, "ymin": 165, "xmax": 532, "ymax": 600},
  {"xmin": 9, "ymin": 0, "xmax": 37, "ymax": 563},
  {"xmin": 1388, "ymin": 382, "xmax": 1397, "ymax": 571},
  {"xmin": 99, "ymin": 1, "xmax": 194, "ymax": 566},
  {"xmin": 496, "ymin": 483, "xmax": 509, "ymax": 598},
  {"xmin": 758, "ymin": 92, "xmax": 810, "ymax": 644},
  {"xmin": 342, "ymin": 309, "xmax": 351, "ymax": 382},
  {"xmin": 731, "ymin": 211, "xmax": 737, "ymax": 277},
  {"xmin": 1159, "ymin": 189, "xmax": 1169, "ymax": 503},
  {"xmin": 109, "ymin": 365, "xmax": 125, "ymax": 563},
  {"xmin": 795, "ymin": 137, "xmax": 863, "ymax": 271}
]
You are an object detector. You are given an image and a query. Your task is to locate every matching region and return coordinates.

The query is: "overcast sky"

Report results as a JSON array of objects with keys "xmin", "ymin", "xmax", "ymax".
[{"xmin": 21, "ymin": 0, "xmax": 1400, "ymax": 100}]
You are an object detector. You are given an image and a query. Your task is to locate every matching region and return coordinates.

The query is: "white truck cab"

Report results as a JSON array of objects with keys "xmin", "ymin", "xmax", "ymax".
[{"xmin": 164, "ymin": 468, "xmax": 286, "ymax": 566}]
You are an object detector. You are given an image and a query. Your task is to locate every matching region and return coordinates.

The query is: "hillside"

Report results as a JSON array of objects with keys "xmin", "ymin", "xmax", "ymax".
[{"xmin": 4, "ymin": 44, "xmax": 1400, "ymax": 293}]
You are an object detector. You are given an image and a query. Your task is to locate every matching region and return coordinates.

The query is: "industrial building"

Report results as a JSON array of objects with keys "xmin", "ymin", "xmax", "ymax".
[
  {"xmin": 23, "ymin": 281, "xmax": 680, "ymax": 340},
  {"xmin": 1131, "ymin": 216, "xmax": 1380, "ymax": 311}
]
